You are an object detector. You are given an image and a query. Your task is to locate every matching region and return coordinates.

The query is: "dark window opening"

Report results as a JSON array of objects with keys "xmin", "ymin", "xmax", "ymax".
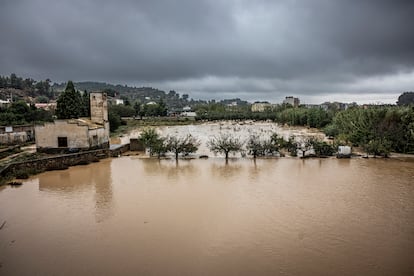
[
  {"xmin": 92, "ymin": 135, "xmax": 98, "ymax": 146},
  {"xmin": 58, "ymin": 137, "xmax": 68, "ymax": 147}
]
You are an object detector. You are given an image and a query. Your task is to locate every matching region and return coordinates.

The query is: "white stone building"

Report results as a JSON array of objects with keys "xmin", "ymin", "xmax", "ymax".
[{"xmin": 35, "ymin": 92, "xmax": 110, "ymax": 153}]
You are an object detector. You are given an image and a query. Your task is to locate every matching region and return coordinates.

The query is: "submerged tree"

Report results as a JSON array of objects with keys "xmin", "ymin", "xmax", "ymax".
[
  {"xmin": 139, "ymin": 128, "xmax": 161, "ymax": 156},
  {"xmin": 276, "ymin": 135, "xmax": 298, "ymax": 157},
  {"xmin": 165, "ymin": 135, "xmax": 200, "ymax": 160},
  {"xmin": 152, "ymin": 136, "xmax": 167, "ymax": 159},
  {"xmin": 309, "ymin": 138, "xmax": 335, "ymax": 157},
  {"xmin": 297, "ymin": 137, "xmax": 313, "ymax": 158},
  {"xmin": 207, "ymin": 134, "xmax": 244, "ymax": 161},
  {"xmin": 246, "ymin": 135, "xmax": 264, "ymax": 159},
  {"xmin": 246, "ymin": 134, "xmax": 280, "ymax": 158},
  {"xmin": 363, "ymin": 138, "xmax": 392, "ymax": 158}
]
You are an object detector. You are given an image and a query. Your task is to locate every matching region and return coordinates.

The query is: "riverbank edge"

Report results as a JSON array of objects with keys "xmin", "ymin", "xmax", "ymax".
[{"xmin": 0, "ymin": 148, "xmax": 113, "ymax": 186}]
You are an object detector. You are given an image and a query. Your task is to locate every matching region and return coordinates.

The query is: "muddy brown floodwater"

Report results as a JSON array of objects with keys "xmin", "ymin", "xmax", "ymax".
[{"xmin": 1, "ymin": 157, "xmax": 414, "ymax": 275}]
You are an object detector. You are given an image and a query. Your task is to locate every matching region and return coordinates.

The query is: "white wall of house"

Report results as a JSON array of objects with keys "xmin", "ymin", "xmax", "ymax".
[
  {"xmin": 88, "ymin": 127, "xmax": 109, "ymax": 147},
  {"xmin": 35, "ymin": 121, "xmax": 90, "ymax": 149}
]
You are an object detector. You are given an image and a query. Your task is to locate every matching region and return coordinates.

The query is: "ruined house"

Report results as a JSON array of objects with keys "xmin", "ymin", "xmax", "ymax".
[
  {"xmin": 35, "ymin": 92, "xmax": 110, "ymax": 153},
  {"xmin": 0, "ymin": 125, "xmax": 34, "ymax": 145}
]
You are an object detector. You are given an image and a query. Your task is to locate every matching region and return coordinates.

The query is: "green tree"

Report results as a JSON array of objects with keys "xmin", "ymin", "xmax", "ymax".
[
  {"xmin": 327, "ymin": 106, "xmax": 414, "ymax": 153},
  {"xmin": 0, "ymin": 112, "xmax": 21, "ymax": 125},
  {"xmin": 363, "ymin": 139, "xmax": 392, "ymax": 157},
  {"xmin": 139, "ymin": 128, "xmax": 162, "ymax": 156},
  {"xmin": 323, "ymin": 124, "xmax": 339, "ymax": 137},
  {"xmin": 9, "ymin": 101, "xmax": 30, "ymax": 115},
  {"xmin": 36, "ymin": 96, "xmax": 49, "ymax": 103},
  {"xmin": 8, "ymin": 101, "xmax": 30, "ymax": 123},
  {"xmin": 152, "ymin": 136, "xmax": 167, "ymax": 159},
  {"xmin": 246, "ymin": 135, "xmax": 264, "ymax": 159},
  {"xmin": 397, "ymin": 92, "xmax": 414, "ymax": 106},
  {"xmin": 297, "ymin": 138, "xmax": 313, "ymax": 158},
  {"xmin": 133, "ymin": 101, "xmax": 142, "ymax": 118},
  {"xmin": 109, "ymin": 104, "xmax": 135, "ymax": 117},
  {"xmin": 157, "ymin": 99, "xmax": 168, "ymax": 116},
  {"xmin": 120, "ymin": 96, "xmax": 131, "ymax": 106},
  {"xmin": 309, "ymin": 138, "xmax": 335, "ymax": 157},
  {"xmin": 108, "ymin": 110, "xmax": 121, "ymax": 132},
  {"xmin": 35, "ymin": 80, "xmax": 51, "ymax": 95},
  {"xmin": 278, "ymin": 135, "xmax": 298, "ymax": 157},
  {"xmin": 81, "ymin": 90, "xmax": 90, "ymax": 117},
  {"xmin": 27, "ymin": 108, "xmax": 53, "ymax": 123},
  {"xmin": 10, "ymin": 73, "xmax": 22, "ymax": 89},
  {"xmin": 207, "ymin": 134, "xmax": 244, "ymax": 161},
  {"xmin": 56, "ymin": 81, "xmax": 82, "ymax": 119},
  {"xmin": 165, "ymin": 135, "xmax": 200, "ymax": 160}
]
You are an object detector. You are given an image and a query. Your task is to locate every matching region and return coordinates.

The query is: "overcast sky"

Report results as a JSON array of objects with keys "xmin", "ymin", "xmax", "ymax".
[{"xmin": 1, "ymin": 0, "xmax": 413, "ymax": 104}]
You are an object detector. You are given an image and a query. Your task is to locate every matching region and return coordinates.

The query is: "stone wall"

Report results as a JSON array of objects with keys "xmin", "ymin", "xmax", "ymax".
[
  {"xmin": 110, "ymin": 143, "xmax": 130, "ymax": 157},
  {"xmin": 0, "ymin": 149, "xmax": 109, "ymax": 178},
  {"xmin": 130, "ymin": 139, "xmax": 144, "ymax": 151}
]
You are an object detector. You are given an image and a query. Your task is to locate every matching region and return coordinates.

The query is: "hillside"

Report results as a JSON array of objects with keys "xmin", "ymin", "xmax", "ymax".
[
  {"xmin": 52, "ymin": 81, "xmax": 196, "ymax": 108},
  {"xmin": 2, "ymin": 74, "xmax": 249, "ymax": 109}
]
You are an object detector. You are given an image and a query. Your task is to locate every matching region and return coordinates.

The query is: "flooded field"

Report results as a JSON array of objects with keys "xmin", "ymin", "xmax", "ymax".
[
  {"xmin": 1, "ymin": 157, "xmax": 413, "ymax": 275},
  {"xmin": 121, "ymin": 121, "xmax": 326, "ymax": 156}
]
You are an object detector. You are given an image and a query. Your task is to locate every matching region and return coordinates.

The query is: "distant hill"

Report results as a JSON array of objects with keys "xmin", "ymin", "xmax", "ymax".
[
  {"xmin": 52, "ymin": 81, "xmax": 202, "ymax": 109},
  {"xmin": 52, "ymin": 82, "xmax": 250, "ymax": 109},
  {"xmin": 53, "ymin": 81, "xmax": 166, "ymax": 100},
  {"xmin": 2, "ymin": 74, "xmax": 251, "ymax": 109}
]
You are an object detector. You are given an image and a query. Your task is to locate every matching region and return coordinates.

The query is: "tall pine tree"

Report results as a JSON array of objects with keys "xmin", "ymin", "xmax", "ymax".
[
  {"xmin": 56, "ymin": 81, "xmax": 82, "ymax": 119},
  {"xmin": 81, "ymin": 90, "xmax": 90, "ymax": 117}
]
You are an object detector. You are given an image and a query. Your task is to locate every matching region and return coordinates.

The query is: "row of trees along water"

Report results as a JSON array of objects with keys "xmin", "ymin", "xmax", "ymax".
[
  {"xmin": 138, "ymin": 128, "xmax": 336, "ymax": 160},
  {"xmin": 323, "ymin": 106, "xmax": 414, "ymax": 155},
  {"xmin": 193, "ymin": 99, "xmax": 414, "ymax": 155}
]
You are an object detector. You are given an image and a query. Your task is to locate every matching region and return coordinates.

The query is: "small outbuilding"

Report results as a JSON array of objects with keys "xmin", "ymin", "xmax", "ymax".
[{"xmin": 0, "ymin": 125, "xmax": 34, "ymax": 145}]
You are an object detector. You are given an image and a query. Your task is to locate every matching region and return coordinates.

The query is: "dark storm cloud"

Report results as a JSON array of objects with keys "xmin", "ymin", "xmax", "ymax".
[{"xmin": 1, "ymin": 0, "xmax": 413, "ymax": 103}]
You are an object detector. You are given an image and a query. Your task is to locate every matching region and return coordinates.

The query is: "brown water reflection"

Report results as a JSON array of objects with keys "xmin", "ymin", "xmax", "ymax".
[
  {"xmin": 38, "ymin": 159, "xmax": 114, "ymax": 222},
  {"xmin": 0, "ymin": 157, "xmax": 413, "ymax": 275}
]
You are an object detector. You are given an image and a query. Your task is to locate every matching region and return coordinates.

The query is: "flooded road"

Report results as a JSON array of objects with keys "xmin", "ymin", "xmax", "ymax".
[{"xmin": 1, "ymin": 157, "xmax": 414, "ymax": 275}]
